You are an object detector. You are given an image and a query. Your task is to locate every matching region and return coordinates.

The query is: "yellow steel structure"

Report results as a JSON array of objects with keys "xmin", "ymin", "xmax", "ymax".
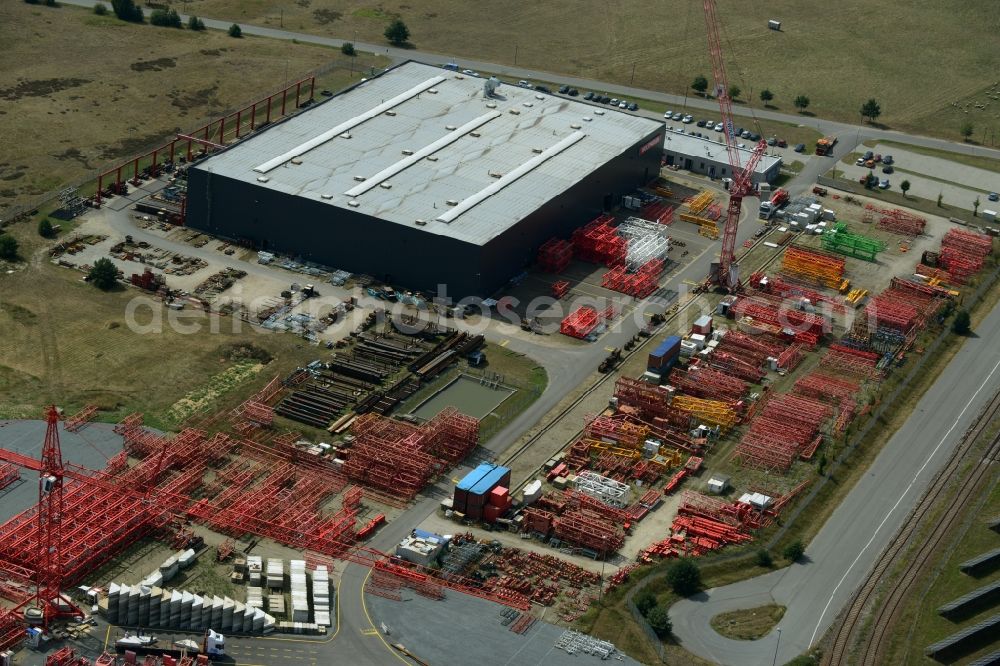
[
  {"xmin": 672, "ymin": 395, "xmax": 738, "ymax": 430},
  {"xmin": 686, "ymin": 190, "xmax": 715, "ymax": 213}
]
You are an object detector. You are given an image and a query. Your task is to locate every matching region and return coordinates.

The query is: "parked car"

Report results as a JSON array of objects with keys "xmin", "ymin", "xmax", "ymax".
[
  {"xmin": 517, "ymin": 80, "xmax": 531, "ymax": 88},
  {"xmin": 696, "ymin": 119, "xmax": 707, "ymax": 127},
  {"xmin": 882, "ymin": 155, "xmax": 894, "ymax": 165},
  {"xmin": 610, "ymin": 98, "xmax": 619, "ymax": 106},
  {"xmin": 863, "ymin": 150, "xmax": 874, "ymax": 160},
  {"xmin": 738, "ymin": 143, "xmax": 747, "ymax": 149},
  {"xmin": 462, "ymin": 69, "xmax": 479, "ymax": 77},
  {"xmin": 874, "ymin": 153, "xmax": 882, "ymax": 162},
  {"xmin": 618, "ymin": 100, "xmax": 628, "ymax": 108},
  {"xmin": 734, "ymin": 127, "xmax": 745, "ymax": 137},
  {"xmin": 584, "ymin": 91, "xmax": 594, "ymax": 100},
  {"xmin": 988, "ymin": 192, "xmax": 999, "ymax": 202},
  {"xmin": 879, "ymin": 179, "xmax": 890, "ymax": 189},
  {"xmin": 558, "ymin": 85, "xmax": 570, "ymax": 94},
  {"xmin": 749, "ymin": 133, "xmax": 761, "ymax": 141},
  {"xmin": 794, "ymin": 143, "xmax": 805, "ymax": 153},
  {"xmin": 856, "ymin": 157, "xmax": 866, "ymax": 166},
  {"xmin": 568, "ymin": 88, "xmax": 579, "ymax": 96},
  {"xmin": 600, "ymin": 95, "xmax": 611, "ymax": 104},
  {"xmin": 865, "ymin": 159, "xmax": 876, "ymax": 168},
  {"xmin": 682, "ymin": 114, "xmax": 694, "ymax": 123},
  {"xmin": 628, "ymin": 102, "xmax": 638, "ymax": 111},
  {"xmin": 714, "ymin": 122, "xmax": 724, "ymax": 132},
  {"xmin": 777, "ymin": 139, "xmax": 787, "ymax": 148},
  {"xmin": 673, "ymin": 112, "xmax": 684, "ymax": 120},
  {"xmin": 882, "ymin": 165, "xmax": 894, "ymax": 174},
  {"xmin": 535, "ymin": 85, "xmax": 551, "ymax": 94},
  {"xmin": 766, "ymin": 137, "xmax": 777, "ymax": 146}
]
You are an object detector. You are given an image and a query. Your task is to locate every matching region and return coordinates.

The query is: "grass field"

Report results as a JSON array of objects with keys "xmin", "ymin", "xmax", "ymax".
[
  {"xmin": 182, "ymin": 0, "xmax": 1000, "ymax": 142},
  {"xmin": 710, "ymin": 604, "xmax": 786, "ymax": 641},
  {"xmin": 0, "ymin": 3, "xmax": 387, "ymax": 217}
]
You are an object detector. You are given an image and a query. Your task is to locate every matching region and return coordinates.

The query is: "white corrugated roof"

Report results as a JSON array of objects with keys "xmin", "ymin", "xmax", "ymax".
[
  {"xmin": 193, "ymin": 61, "xmax": 662, "ymax": 246},
  {"xmin": 662, "ymin": 131, "xmax": 782, "ymax": 173}
]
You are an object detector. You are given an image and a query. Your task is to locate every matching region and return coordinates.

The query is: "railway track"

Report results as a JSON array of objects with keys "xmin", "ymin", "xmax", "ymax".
[{"xmin": 823, "ymin": 387, "xmax": 1000, "ymax": 666}]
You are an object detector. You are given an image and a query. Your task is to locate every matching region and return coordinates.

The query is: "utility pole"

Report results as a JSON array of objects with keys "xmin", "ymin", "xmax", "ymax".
[
  {"xmin": 771, "ymin": 627, "xmax": 782, "ymax": 666},
  {"xmin": 514, "ymin": 43, "xmax": 518, "ymax": 66},
  {"xmin": 630, "ymin": 62, "xmax": 637, "ymax": 84},
  {"xmin": 598, "ymin": 535, "xmax": 608, "ymax": 606}
]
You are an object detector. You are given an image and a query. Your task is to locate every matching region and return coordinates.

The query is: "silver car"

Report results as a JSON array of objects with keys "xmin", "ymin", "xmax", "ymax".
[{"xmin": 714, "ymin": 122, "xmax": 724, "ymax": 131}]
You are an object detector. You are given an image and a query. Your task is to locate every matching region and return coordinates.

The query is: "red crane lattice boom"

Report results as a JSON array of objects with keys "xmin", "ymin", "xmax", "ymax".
[{"xmin": 702, "ymin": 0, "xmax": 768, "ymax": 290}]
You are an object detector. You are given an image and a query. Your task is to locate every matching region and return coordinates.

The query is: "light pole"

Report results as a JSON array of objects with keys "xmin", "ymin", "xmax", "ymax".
[
  {"xmin": 771, "ymin": 627, "xmax": 782, "ymax": 666},
  {"xmin": 598, "ymin": 535, "xmax": 608, "ymax": 606},
  {"xmin": 514, "ymin": 43, "xmax": 518, "ymax": 66}
]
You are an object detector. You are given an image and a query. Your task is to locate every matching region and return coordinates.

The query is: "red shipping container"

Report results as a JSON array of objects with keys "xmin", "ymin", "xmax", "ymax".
[
  {"xmin": 489, "ymin": 486, "xmax": 509, "ymax": 508},
  {"xmin": 483, "ymin": 503, "xmax": 503, "ymax": 523}
]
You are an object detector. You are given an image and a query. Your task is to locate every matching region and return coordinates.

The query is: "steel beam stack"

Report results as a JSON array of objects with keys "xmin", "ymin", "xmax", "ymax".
[
  {"xmin": 939, "ymin": 228, "xmax": 992, "ymax": 279},
  {"xmin": 0, "ymin": 463, "xmax": 18, "ymax": 492},
  {"xmin": 573, "ymin": 471, "xmax": 633, "ymax": 509},
  {"xmin": 793, "ymin": 371, "xmax": 860, "ymax": 404},
  {"xmin": 560, "ymin": 305, "xmax": 615, "ymax": 339},
  {"xmin": 780, "ymin": 245, "xmax": 846, "ymax": 289},
  {"xmin": 733, "ymin": 394, "xmax": 830, "ymax": 472},
  {"xmin": 749, "ymin": 273, "xmax": 848, "ymax": 315},
  {"xmin": 820, "ymin": 223, "xmax": 887, "ymax": 261},
  {"xmin": 552, "ymin": 510, "xmax": 625, "ymax": 554},
  {"xmin": 63, "ymin": 405, "xmax": 98, "ymax": 433},
  {"xmin": 730, "ymin": 297, "xmax": 827, "ymax": 344},
  {"xmin": 667, "ymin": 366, "xmax": 748, "ymax": 402},
  {"xmin": 536, "ymin": 237, "xmax": 574, "ymax": 273},
  {"xmin": 671, "ymin": 396, "xmax": 738, "ymax": 431},
  {"xmin": 571, "ymin": 215, "xmax": 626, "ymax": 266},
  {"xmin": 705, "ymin": 351, "xmax": 767, "ymax": 383},
  {"xmin": 641, "ymin": 200, "xmax": 674, "ymax": 224},
  {"xmin": 820, "ymin": 348, "xmax": 882, "ymax": 380},
  {"xmin": 877, "ymin": 208, "xmax": 926, "ymax": 236}
]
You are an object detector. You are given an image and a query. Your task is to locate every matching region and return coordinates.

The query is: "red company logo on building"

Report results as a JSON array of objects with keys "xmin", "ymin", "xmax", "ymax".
[{"xmin": 639, "ymin": 134, "xmax": 663, "ymax": 155}]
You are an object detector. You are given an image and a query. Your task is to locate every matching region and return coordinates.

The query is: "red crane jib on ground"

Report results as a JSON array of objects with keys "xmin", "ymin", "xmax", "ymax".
[{"xmin": 702, "ymin": 0, "xmax": 769, "ymax": 291}]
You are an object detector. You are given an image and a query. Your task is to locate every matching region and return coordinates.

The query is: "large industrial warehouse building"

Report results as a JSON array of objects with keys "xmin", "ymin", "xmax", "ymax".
[{"xmin": 186, "ymin": 61, "xmax": 664, "ymax": 297}]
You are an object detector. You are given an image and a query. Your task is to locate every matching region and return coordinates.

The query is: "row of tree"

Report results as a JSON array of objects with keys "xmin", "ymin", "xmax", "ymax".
[
  {"xmin": 99, "ymin": 1, "xmax": 209, "ymax": 31},
  {"xmin": 690, "ymin": 76, "xmax": 887, "ymax": 122}
]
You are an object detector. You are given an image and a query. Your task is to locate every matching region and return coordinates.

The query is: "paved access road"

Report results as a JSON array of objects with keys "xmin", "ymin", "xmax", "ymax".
[{"xmin": 669, "ymin": 299, "xmax": 1000, "ymax": 665}]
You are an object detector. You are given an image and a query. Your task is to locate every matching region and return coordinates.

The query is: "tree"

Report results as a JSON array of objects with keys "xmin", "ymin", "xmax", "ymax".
[
  {"xmin": 634, "ymin": 589, "xmax": 657, "ymax": 616},
  {"xmin": 759, "ymin": 89, "xmax": 774, "ymax": 106},
  {"xmin": 93, "ymin": 2, "xmax": 108, "ymax": 14},
  {"xmin": 818, "ymin": 453, "xmax": 827, "ymax": 476},
  {"xmin": 691, "ymin": 75, "xmax": 709, "ymax": 96},
  {"xmin": 666, "ymin": 558, "xmax": 702, "ymax": 597},
  {"xmin": 900, "ymin": 180, "xmax": 911, "ymax": 197},
  {"xmin": 793, "ymin": 95, "xmax": 810, "ymax": 112},
  {"xmin": 88, "ymin": 257, "xmax": 119, "ymax": 291},
  {"xmin": 961, "ymin": 121, "xmax": 974, "ymax": 141},
  {"xmin": 384, "ymin": 18, "xmax": 410, "ymax": 46},
  {"xmin": 860, "ymin": 98, "xmax": 881, "ymax": 123},
  {"xmin": 228, "ymin": 23, "xmax": 242, "ymax": 38},
  {"xmin": 150, "ymin": 8, "xmax": 181, "ymax": 27},
  {"xmin": 953, "ymin": 309, "xmax": 971, "ymax": 335},
  {"xmin": 783, "ymin": 540, "xmax": 806, "ymax": 562},
  {"xmin": 187, "ymin": 15, "xmax": 205, "ymax": 31},
  {"xmin": 937, "ymin": 192, "xmax": 944, "ymax": 207},
  {"xmin": 755, "ymin": 549, "xmax": 773, "ymax": 568},
  {"xmin": 38, "ymin": 219, "xmax": 56, "ymax": 238},
  {"xmin": 111, "ymin": 0, "xmax": 143, "ymax": 22},
  {"xmin": 974, "ymin": 196, "xmax": 981, "ymax": 216},
  {"xmin": 0, "ymin": 235, "xmax": 19, "ymax": 262},
  {"xmin": 646, "ymin": 606, "xmax": 672, "ymax": 638},
  {"xmin": 341, "ymin": 42, "xmax": 356, "ymax": 56},
  {"xmin": 728, "ymin": 84, "xmax": 741, "ymax": 101}
]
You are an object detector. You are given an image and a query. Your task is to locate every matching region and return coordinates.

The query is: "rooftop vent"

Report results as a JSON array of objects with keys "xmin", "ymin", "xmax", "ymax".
[
  {"xmin": 446, "ymin": 199, "xmax": 459, "ymax": 206},
  {"xmin": 385, "ymin": 110, "xmax": 396, "ymax": 116},
  {"xmin": 401, "ymin": 149, "xmax": 414, "ymax": 156},
  {"xmin": 445, "ymin": 124, "xmax": 457, "ymax": 130},
  {"xmin": 290, "ymin": 158, "xmax": 303, "ymax": 165},
  {"xmin": 570, "ymin": 123, "xmax": 582, "ymax": 129},
  {"xmin": 470, "ymin": 131, "xmax": 481, "ymax": 137},
  {"xmin": 415, "ymin": 219, "xmax": 427, "ymax": 226},
  {"xmin": 535, "ymin": 94, "xmax": 544, "ymax": 100},
  {"xmin": 339, "ymin": 132, "xmax": 352, "ymax": 139},
  {"xmin": 321, "ymin": 194, "xmax": 333, "ymax": 200},
  {"xmin": 379, "ymin": 182, "xmax": 392, "ymax": 189},
  {"xmin": 428, "ymin": 88, "xmax": 439, "ymax": 94},
  {"xmin": 509, "ymin": 109, "xmax": 521, "ymax": 115},
  {"xmin": 426, "ymin": 155, "xmax": 439, "ymax": 162},
  {"xmin": 594, "ymin": 110, "xmax": 605, "ymax": 115},
  {"xmin": 522, "ymin": 102, "xmax": 534, "ymax": 108},
  {"xmin": 582, "ymin": 116, "xmax": 593, "ymax": 122},
  {"xmin": 347, "ymin": 200, "xmax": 360, "ymax": 208},
  {"xmin": 488, "ymin": 171, "xmax": 503, "ymax": 178},
  {"xmin": 353, "ymin": 175, "xmax": 366, "ymax": 182},
  {"xmin": 256, "ymin": 176, "xmax": 270, "ymax": 183},
  {"xmin": 486, "ymin": 102, "xmax": 497, "ymax": 108},
  {"xmin": 531, "ymin": 148, "xmax": 543, "ymax": 154}
]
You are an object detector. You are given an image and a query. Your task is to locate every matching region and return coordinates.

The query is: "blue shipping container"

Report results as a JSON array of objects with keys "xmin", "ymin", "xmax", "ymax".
[
  {"xmin": 648, "ymin": 336, "xmax": 682, "ymax": 370},
  {"xmin": 456, "ymin": 463, "xmax": 498, "ymax": 492},
  {"xmin": 470, "ymin": 465, "xmax": 511, "ymax": 497}
]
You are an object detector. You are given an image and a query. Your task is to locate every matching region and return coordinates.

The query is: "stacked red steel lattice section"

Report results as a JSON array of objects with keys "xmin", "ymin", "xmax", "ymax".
[
  {"xmin": 748, "ymin": 272, "xmax": 848, "ymax": 315},
  {"xmin": 536, "ymin": 237, "xmax": 574, "ymax": 273},
  {"xmin": 63, "ymin": 405, "xmax": 98, "ymax": 433},
  {"xmin": 668, "ymin": 366, "xmax": 747, "ymax": 402},
  {"xmin": 345, "ymin": 408, "xmax": 479, "ymax": 500},
  {"xmin": 641, "ymin": 200, "xmax": 675, "ymax": 224},
  {"xmin": 820, "ymin": 347, "xmax": 882, "ymax": 380},
  {"xmin": 733, "ymin": 394, "xmax": 831, "ymax": 472},
  {"xmin": 0, "ymin": 463, "xmax": 18, "ymax": 492},
  {"xmin": 938, "ymin": 228, "xmax": 993, "ymax": 280},
  {"xmin": 730, "ymin": 296, "xmax": 827, "ymax": 344},
  {"xmin": 600, "ymin": 260, "xmax": 661, "ymax": 298},
  {"xmin": 571, "ymin": 214, "xmax": 626, "ymax": 266},
  {"xmin": 877, "ymin": 208, "xmax": 926, "ymax": 236},
  {"xmin": 860, "ymin": 277, "xmax": 946, "ymax": 335},
  {"xmin": 560, "ymin": 304, "xmax": 616, "ymax": 339},
  {"xmin": 552, "ymin": 509, "xmax": 625, "ymax": 554}
]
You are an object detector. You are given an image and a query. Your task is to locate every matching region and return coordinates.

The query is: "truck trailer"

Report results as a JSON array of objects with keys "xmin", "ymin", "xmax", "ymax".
[{"xmin": 815, "ymin": 136, "xmax": 838, "ymax": 156}]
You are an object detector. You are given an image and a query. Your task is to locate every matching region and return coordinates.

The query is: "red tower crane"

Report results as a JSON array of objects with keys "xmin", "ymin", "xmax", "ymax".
[
  {"xmin": 31, "ymin": 406, "xmax": 83, "ymax": 627},
  {"xmin": 702, "ymin": 0, "xmax": 769, "ymax": 291}
]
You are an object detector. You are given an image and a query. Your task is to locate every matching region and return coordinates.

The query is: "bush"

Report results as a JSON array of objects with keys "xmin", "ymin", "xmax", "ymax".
[
  {"xmin": 755, "ymin": 549, "xmax": 773, "ymax": 568},
  {"xmin": 341, "ymin": 42, "xmax": 356, "ymax": 56},
  {"xmin": 88, "ymin": 257, "xmax": 120, "ymax": 291},
  {"xmin": 111, "ymin": 0, "xmax": 143, "ymax": 22},
  {"xmin": 783, "ymin": 540, "xmax": 806, "ymax": 562},
  {"xmin": 666, "ymin": 559, "xmax": 702, "ymax": 597},
  {"xmin": 634, "ymin": 589, "xmax": 657, "ymax": 616},
  {"xmin": 228, "ymin": 23, "xmax": 242, "ymax": 38},
  {"xmin": 38, "ymin": 219, "xmax": 56, "ymax": 238},
  {"xmin": 953, "ymin": 309, "xmax": 971, "ymax": 335},
  {"xmin": 94, "ymin": 2, "xmax": 107, "ymax": 14},
  {"xmin": 0, "ymin": 235, "xmax": 19, "ymax": 262},
  {"xmin": 187, "ymin": 15, "xmax": 205, "ymax": 30},
  {"xmin": 691, "ymin": 74, "xmax": 709, "ymax": 95},
  {"xmin": 384, "ymin": 18, "xmax": 409, "ymax": 45},
  {"xmin": 646, "ymin": 606, "xmax": 672, "ymax": 638},
  {"xmin": 150, "ymin": 8, "xmax": 181, "ymax": 27}
]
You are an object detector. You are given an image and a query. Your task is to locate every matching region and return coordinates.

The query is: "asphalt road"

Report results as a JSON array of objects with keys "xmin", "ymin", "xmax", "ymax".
[{"xmin": 669, "ymin": 299, "xmax": 1000, "ymax": 665}]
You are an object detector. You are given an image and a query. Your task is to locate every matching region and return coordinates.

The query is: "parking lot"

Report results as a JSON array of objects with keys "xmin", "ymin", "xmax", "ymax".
[{"xmin": 838, "ymin": 142, "xmax": 999, "ymax": 212}]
